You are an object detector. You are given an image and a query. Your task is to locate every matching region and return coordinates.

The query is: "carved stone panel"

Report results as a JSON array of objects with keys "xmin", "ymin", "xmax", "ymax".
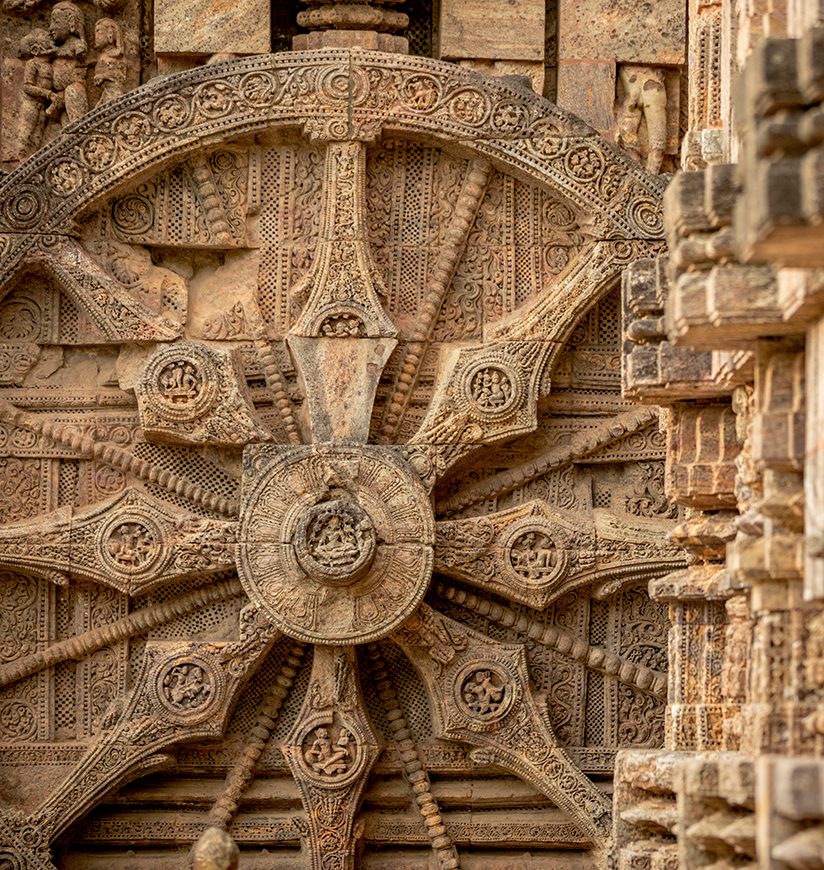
[{"xmin": 0, "ymin": 48, "xmax": 675, "ymax": 869}]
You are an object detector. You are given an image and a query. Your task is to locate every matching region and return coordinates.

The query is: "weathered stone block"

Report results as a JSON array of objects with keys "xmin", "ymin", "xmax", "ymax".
[
  {"xmin": 558, "ymin": 0, "xmax": 686, "ymax": 65},
  {"xmin": 439, "ymin": 0, "xmax": 545, "ymax": 61},
  {"xmin": 154, "ymin": 0, "xmax": 271, "ymax": 55},
  {"xmin": 666, "ymin": 404, "xmax": 740, "ymax": 509},
  {"xmin": 556, "ymin": 59, "xmax": 615, "ymax": 132}
]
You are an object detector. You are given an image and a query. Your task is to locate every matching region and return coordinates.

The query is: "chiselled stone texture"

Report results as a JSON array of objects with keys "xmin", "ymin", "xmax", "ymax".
[
  {"xmin": 622, "ymin": 256, "xmax": 717, "ymax": 401},
  {"xmin": 682, "ymin": 0, "xmax": 724, "ymax": 170},
  {"xmin": 440, "ymin": 0, "xmax": 544, "ymax": 62},
  {"xmin": 665, "ymin": 402, "xmax": 740, "ymax": 510},
  {"xmin": 614, "ymin": 750, "xmax": 757, "ymax": 869},
  {"xmin": 0, "ymin": 35, "xmax": 680, "ymax": 869},
  {"xmin": 154, "ymin": 0, "xmax": 271, "ymax": 56},
  {"xmin": 6, "ymin": 0, "xmax": 824, "ymax": 866}
]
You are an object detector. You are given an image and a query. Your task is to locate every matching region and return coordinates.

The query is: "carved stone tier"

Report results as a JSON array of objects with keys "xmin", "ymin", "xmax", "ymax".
[{"xmin": 293, "ymin": 0, "xmax": 409, "ymax": 53}]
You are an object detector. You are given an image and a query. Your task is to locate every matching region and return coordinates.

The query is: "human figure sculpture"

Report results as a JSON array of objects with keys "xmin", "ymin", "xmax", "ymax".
[
  {"xmin": 107, "ymin": 522, "xmax": 153, "ymax": 567},
  {"xmin": 510, "ymin": 531, "xmax": 558, "ymax": 579},
  {"xmin": 93, "ymin": 17, "xmax": 125, "ymax": 106},
  {"xmin": 311, "ymin": 514, "xmax": 360, "ymax": 566},
  {"xmin": 617, "ymin": 65, "xmax": 667, "ymax": 174},
  {"xmin": 47, "ymin": 0, "xmax": 89, "ymax": 125},
  {"xmin": 16, "ymin": 28, "xmax": 55, "ymax": 159},
  {"xmin": 304, "ymin": 726, "xmax": 352, "ymax": 776},
  {"xmin": 159, "ymin": 361, "xmax": 200, "ymax": 401},
  {"xmin": 472, "ymin": 368, "xmax": 512, "ymax": 409}
]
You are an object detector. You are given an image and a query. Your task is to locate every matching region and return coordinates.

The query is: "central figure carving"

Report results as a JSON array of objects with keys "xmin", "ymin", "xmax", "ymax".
[
  {"xmin": 295, "ymin": 499, "xmax": 377, "ymax": 585},
  {"xmin": 236, "ymin": 445, "xmax": 434, "ymax": 645}
]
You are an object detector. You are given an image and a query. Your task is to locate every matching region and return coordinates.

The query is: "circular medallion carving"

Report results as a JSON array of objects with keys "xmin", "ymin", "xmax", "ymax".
[
  {"xmin": 503, "ymin": 520, "xmax": 568, "ymax": 588},
  {"xmin": 3, "ymin": 185, "xmax": 46, "ymax": 230},
  {"xmin": 48, "ymin": 160, "xmax": 83, "ymax": 196},
  {"xmin": 142, "ymin": 345, "xmax": 219, "ymax": 423},
  {"xmin": 194, "ymin": 82, "xmax": 236, "ymax": 118},
  {"xmin": 462, "ymin": 359, "xmax": 522, "ymax": 419},
  {"xmin": 401, "ymin": 74, "xmax": 441, "ymax": 111},
  {"xmin": 80, "ymin": 135, "xmax": 118, "ymax": 171},
  {"xmin": 155, "ymin": 654, "xmax": 222, "ymax": 719},
  {"xmin": 153, "ymin": 94, "xmax": 192, "ymax": 131},
  {"xmin": 158, "ymin": 360, "xmax": 203, "ymax": 403},
  {"xmin": 237, "ymin": 445, "xmax": 434, "ymax": 645},
  {"xmin": 0, "ymin": 849, "xmax": 24, "ymax": 870},
  {"xmin": 294, "ymin": 500, "xmax": 377, "ymax": 586},
  {"xmin": 105, "ymin": 521, "xmax": 159, "ymax": 571},
  {"xmin": 112, "ymin": 193, "xmax": 154, "ymax": 235},
  {"xmin": 296, "ymin": 713, "xmax": 366, "ymax": 787},
  {"xmin": 98, "ymin": 513, "xmax": 164, "ymax": 577},
  {"xmin": 112, "ymin": 112, "xmax": 154, "ymax": 150},
  {"xmin": 455, "ymin": 661, "xmax": 515, "ymax": 725}
]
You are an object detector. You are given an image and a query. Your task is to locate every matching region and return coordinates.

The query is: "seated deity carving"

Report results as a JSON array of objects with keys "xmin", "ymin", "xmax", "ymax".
[{"xmin": 303, "ymin": 726, "xmax": 353, "ymax": 776}]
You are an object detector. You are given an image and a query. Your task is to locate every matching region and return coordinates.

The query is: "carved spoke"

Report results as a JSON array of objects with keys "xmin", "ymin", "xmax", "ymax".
[
  {"xmin": 0, "ymin": 401, "xmax": 239, "ymax": 516},
  {"xmin": 284, "ymin": 645, "xmax": 380, "ymax": 870},
  {"xmin": 0, "ymin": 578, "xmax": 243, "ymax": 690},
  {"xmin": 0, "ymin": 626, "xmax": 279, "ymax": 862},
  {"xmin": 0, "ymin": 488, "xmax": 238, "ymax": 594},
  {"xmin": 135, "ymin": 341, "xmax": 272, "ymax": 447},
  {"xmin": 407, "ymin": 340, "xmax": 549, "ymax": 481},
  {"xmin": 247, "ymin": 303, "xmax": 303, "ymax": 445},
  {"xmin": 20, "ymin": 237, "xmax": 182, "ymax": 343},
  {"xmin": 208, "ymin": 640, "xmax": 306, "ymax": 830},
  {"xmin": 287, "ymin": 139, "xmax": 398, "ymax": 443},
  {"xmin": 434, "ymin": 498, "xmax": 684, "ymax": 608},
  {"xmin": 486, "ymin": 240, "xmax": 664, "ymax": 345},
  {"xmin": 379, "ymin": 158, "xmax": 492, "ymax": 442},
  {"xmin": 393, "ymin": 604, "xmax": 613, "ymax": 844},
  {"xmin": 437, "ymin": 583, "xmax": 667, "ymax": 699},
  {"xmin": 407, "ymin": 241, "xmax": 658, "ymax": 482},
  {"xmin": 366, "ymin": 643, "xmax": 461, "ymax": 870},
  {"xmin": 436, "ymin": 406, "xmax": 660, "ymax": 515}
]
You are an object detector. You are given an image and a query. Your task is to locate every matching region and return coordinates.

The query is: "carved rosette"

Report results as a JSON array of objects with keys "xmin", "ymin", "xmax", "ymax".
[
  {"xmin": 136, "ymin": 341, "xmax": 272, "ymax": 446},
  {"xmin": 237, "ymin": 445, "xmax": 434, "ymax": 644}
]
